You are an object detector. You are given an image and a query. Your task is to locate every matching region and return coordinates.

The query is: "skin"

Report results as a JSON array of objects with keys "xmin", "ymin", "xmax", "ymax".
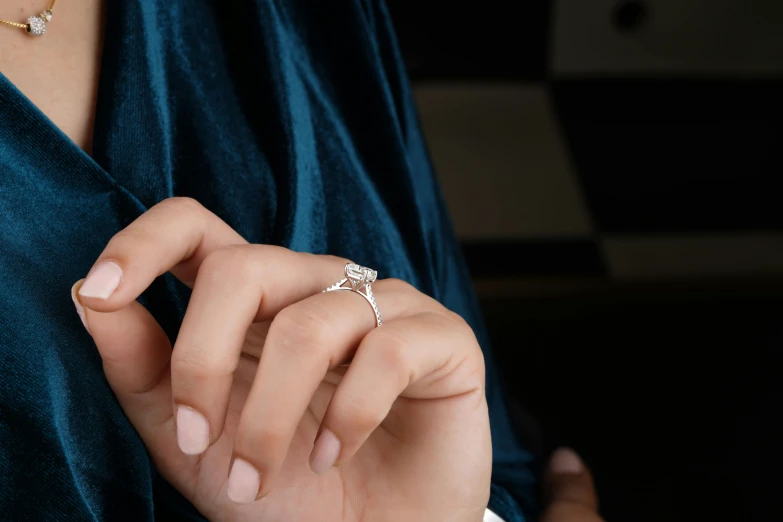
[
  {"xmin": 4, "ymin": 3, "xmax": 607, "ymax": 520},
  {"xmin": 71, "ymin": 198, "xmax": 606, "ymax": 522},
  {"xmin": 73, "ymin": 197, "xmax": 492, "ymax": 521},
  {"xmin": 0, "ymin": 0, "xmax": 103, "ymax": 152},
  {"xmin": 541, "ymin": 450, "xmax": 605, "ymax": 522}
]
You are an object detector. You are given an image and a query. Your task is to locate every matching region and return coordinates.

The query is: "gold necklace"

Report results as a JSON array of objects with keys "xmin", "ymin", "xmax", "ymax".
[{"xmin": 0, "ymin": 0, "xmax": 57, "ymax": 37}]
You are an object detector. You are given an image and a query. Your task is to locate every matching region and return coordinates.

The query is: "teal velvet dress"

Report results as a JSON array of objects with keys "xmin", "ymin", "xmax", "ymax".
[{"xmin": 0, "ymin": 1, "xmax": 534, "ymax": 520}]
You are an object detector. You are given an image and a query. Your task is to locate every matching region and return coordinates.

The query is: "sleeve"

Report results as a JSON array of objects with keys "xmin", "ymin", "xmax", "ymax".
[{"xmin": 485, "ymin": 507, "xmax": 507, "ymax": 522}]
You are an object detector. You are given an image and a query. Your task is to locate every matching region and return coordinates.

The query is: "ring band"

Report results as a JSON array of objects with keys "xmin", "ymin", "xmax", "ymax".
[{"xmin": 324, "ymin": 263, "xmax": 382, "ymax": 327}]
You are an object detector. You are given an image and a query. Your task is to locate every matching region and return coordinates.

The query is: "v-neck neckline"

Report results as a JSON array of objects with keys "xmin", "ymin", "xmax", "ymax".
[{"xmin": 0, "ymin": 0, "xmax": 119, "ymax": 181}]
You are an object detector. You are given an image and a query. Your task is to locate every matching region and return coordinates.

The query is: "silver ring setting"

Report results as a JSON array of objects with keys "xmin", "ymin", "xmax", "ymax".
[{"xmin": 324, "ymin": 263, "xmax": 382, "ymax": 327}]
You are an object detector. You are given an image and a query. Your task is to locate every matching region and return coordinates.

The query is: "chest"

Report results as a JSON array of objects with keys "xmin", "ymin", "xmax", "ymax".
[
  {"xmin": 0, "ymin": 0, "xmax": 103, "ymax": 153},
  {"xmin": 0, "ymin": 1, "xmax": 423, "ymax": 285}
]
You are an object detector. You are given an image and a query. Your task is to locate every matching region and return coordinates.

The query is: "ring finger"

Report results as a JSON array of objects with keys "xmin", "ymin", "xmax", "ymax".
[
  {"xmin": 227, "ymin": 278, "xmax": 443, "ymax": 502},
  {"xmin": 170, "ymin": 245, "xmax": 347, "ymax": 455}
]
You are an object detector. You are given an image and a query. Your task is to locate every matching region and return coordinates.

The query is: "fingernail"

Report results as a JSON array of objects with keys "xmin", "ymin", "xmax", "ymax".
[
  {"xmin": 310, "ymin": 428, "xmax": 341, "ymax": 474},
  {"xmin": 176, "ymin": 406, "xmax": 210, "ymax": 455},
  {"xmin": 78, "ymin": 261, "xmax": 123, "ymax": 299},
  {"xmin": 70, "ymin": 281, "xmax": 90, "ymax": 334},
  {"xmin": 549, "ymin": 447, "xmax": 583, "ymax": 475},
  {"xmin": 227, "ymin": 458, "xmax": 261, "ymax": 504}
]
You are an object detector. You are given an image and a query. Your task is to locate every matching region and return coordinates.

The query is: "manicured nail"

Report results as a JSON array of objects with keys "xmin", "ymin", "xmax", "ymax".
[
  {"xmin": 310, "ymin": 428, "xmax": 341, "ymax": 474},
  {"xmin": 176, "ymin": 406, "xmax": 210, "ymax": 455},
  {"xmin": 227, "ymin": 458, "xmax": 261, "ymax": 504},
  {"xmin": 70, "ymin": 281, "xmax": 90, "ymax": 333},
  {"xmin": 549, "ymin": 447, "xmax": 583, "ymax": 475},
  {"xmin": 78, "ymin": 261, "xmax": 123, "ymax": 299}
]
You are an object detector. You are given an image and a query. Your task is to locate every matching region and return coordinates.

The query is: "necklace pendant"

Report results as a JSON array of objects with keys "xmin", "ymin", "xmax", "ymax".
[{"xmin": 25, "ymin": 15, "xmax": 46, "ymax": 37}]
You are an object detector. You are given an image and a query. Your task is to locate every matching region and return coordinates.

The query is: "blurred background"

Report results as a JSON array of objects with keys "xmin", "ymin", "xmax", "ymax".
[{"xmin": 388, "ymin": 1, "xmax": 783, "ymax": 521}]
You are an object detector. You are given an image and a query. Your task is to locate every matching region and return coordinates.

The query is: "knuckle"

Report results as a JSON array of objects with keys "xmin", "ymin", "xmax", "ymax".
[
  {"xmin": 104, "ymin": 227, "xmax": 154, "ymax": 258},
  {"xmin": 428, "ymin": 308, "xmax": 476, "ymax": 342},
  {"xmin": 101, "ymin": 198, "xmax": 208, "ymax": 264},
  {"xmin": 449, "ymin": 311, "xmax": 476, "ymax": 339},
  {"xmin": 269, "ymin": 303, "xmax": 335, "ymax": 361},
  {"xmin": 198, "ymin": 246, "xmax": 257, "ymax": 284},
  {"xmin": 445, "ymin": 308, "xmax": 468, "ymax": 327},
  {"xmin": 158, "ymin": 196, "xmax": 205, "ymax": 216},
  {"xmin": 372, "ymin": 327, "xmax": 412, "ymax": 371},
  {"xmin": 441, "ymin": 312, "xmax": 485, "ymax": 378}
]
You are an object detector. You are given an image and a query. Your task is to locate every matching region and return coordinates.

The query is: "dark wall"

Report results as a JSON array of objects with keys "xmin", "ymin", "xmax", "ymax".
[{"xmin": 389, "ymin": 2, "xmax": 783, "ymax": 520}]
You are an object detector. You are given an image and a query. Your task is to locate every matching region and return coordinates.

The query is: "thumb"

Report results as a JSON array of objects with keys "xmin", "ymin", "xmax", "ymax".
[
  {"xmin": 71, "ymin": 280, "xmax": 180, "ymax": 468},
  {"xmin": 540, "ymin": 448, "xmax": 603, "ymax": 522}
]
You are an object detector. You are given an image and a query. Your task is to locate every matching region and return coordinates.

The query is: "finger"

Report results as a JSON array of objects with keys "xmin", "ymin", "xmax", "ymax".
[
  {"xmin": 540, "ymin": 448, "xmax": 602, "ymax": 522},
  {"xmin": 77, "ymin": 197, "xmax": 246, "ymax": 310},
  {"xmin": 540, "ymin": 504, "xmax": 604, "ymax": 522},
  {"xmin": 71, "ymin": 281, "xmax": 184, "ymax": 476},
  {"xmin": 226, "ymin": 279, "xmax": 431, "ymax": 503},
  {"xmin": 310, "ymin": 310, "xmax": 484, "ymax": 475},
  {"xmin": 170, "ymin": 246, "xmax": 348, "ymax": 457}
]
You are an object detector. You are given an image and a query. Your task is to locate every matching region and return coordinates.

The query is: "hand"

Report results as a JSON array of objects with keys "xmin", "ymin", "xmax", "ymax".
[
  {"xmin": 541, "ymin": 448, "xmax": 604, "ymax": 522},
  {"xmin": 71, "ymin": 198, "xmax": 492, "ymax": 522}
]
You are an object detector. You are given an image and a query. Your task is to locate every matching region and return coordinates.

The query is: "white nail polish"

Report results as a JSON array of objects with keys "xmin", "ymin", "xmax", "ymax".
[
  {"xmin": 71, "ymin": 282, "xmax": 90, "ymax": 334},
  {"xmin": 78, "ymin": 262, "xmax": 123, "ymax": 299},
  {"xmin": 310, "ymin": 429, "xmax": 341, "ymax": 474},
  {"xmin": 176, "ymin": 406, "xmax": 210, "ymax": 455}
]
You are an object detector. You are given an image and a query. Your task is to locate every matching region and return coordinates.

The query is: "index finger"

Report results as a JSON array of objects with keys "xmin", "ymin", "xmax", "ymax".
[{"xmin": 77, "ymin": 197, "xmax": 246, "ymax": 310}]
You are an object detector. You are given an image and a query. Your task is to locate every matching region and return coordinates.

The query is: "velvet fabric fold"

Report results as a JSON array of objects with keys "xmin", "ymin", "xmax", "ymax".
[{"xmin": 0, "ymin": 1, "xmax": 533, "ymax": 519}]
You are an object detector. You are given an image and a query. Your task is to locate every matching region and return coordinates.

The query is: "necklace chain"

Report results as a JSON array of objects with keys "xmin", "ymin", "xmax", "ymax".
[{"xmin": 0, "ymin": 0, "xmax": 57, "ymax": 35}]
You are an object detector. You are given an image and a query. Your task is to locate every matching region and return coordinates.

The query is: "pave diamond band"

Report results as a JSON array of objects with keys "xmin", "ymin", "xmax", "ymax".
[{"xmin": 324, "ymin": 263, "xmax": 382, "ymax": 327}]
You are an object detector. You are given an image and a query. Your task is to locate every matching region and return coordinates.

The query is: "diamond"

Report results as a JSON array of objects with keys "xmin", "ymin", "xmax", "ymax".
[
  {"xmin": 343, "ymin": 263, "xmax": 377, "ymax": 290},
  {"xmin": 26, "ymin": 16, "xmax": 46, "ymax": 37},
  {"xmin": 42, "ymin": 10, "xmax": 53, "ymax": 22}
]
